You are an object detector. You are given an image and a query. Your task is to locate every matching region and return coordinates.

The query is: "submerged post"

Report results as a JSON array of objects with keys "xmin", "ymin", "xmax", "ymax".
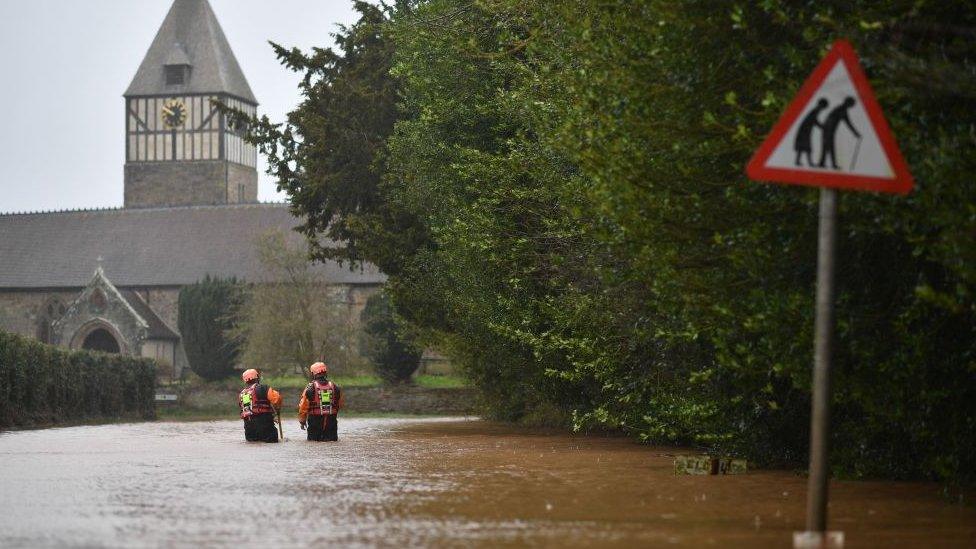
[{"xmin": 806, "ymin": 187, "xmax": 837, "ymax": 533}]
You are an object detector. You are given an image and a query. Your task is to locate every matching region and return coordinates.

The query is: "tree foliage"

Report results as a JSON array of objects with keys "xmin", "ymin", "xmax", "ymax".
[
  {"xmin": 253, "ymin": 0, "xmax": 976, "ymax": 486},
  {"xmin": 228, "ymin": 230, "xmax": 362, "ymax": 376},
  {"xmin": 361, "ymin": 292, "xmax": 421, "ymax": 384},
  {"xmin": 225, "ymin": 0, "xmax": 425, "ymax": 275},
  {"xmin": 177, "ymin": 275, "xmax": 243, "ymax": 381}
]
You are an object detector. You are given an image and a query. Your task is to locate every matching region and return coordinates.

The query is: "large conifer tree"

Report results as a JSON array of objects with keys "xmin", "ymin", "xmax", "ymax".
[{"xmin": 178, "ymin": 275, "xmax": 243, "ymax": 380}]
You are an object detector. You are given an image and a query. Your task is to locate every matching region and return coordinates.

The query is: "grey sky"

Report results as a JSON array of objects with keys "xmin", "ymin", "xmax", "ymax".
[{"xmin": 0, "ymin": 0, "xmax": 359, "ymax": 213}]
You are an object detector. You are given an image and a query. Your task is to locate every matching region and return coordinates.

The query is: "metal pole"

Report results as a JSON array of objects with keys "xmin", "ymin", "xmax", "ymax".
[{"xmin": 806, "ymin": 187, "xmax": 838, "ymax": 533}]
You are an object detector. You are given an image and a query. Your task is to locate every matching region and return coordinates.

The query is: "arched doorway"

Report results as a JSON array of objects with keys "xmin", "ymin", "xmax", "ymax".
[
  {"xmin": 81, "ymin": 328, "xmax": 121, "ymax": 354},
  {"xmin": 68, "ymin": 320, "xmax": 129, "ymax": 355}
]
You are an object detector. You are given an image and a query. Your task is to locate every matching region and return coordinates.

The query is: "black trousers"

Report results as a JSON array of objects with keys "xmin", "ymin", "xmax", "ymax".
[
  {"xmin": 243, "ymin": 413, "xmax": 279, "ymax": 442},
  {"xmin": 307, "ymin": 414, "xmax": 338, "ymax": 441}
]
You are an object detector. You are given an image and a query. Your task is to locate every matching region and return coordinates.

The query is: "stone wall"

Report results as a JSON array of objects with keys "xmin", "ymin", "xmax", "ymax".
[
  {"xmin": 124, "ymin": 160, "xmax": 257, "ymax": 208},
  {"xmin": 226, "ymin": 162, "xmax": 258, "ymax": 204},
  {"xmin": 133, "ymin": 287, "xmax": 186, "ymax": 378},
  {"xmin": 0, "ymin": 290, "xmax": 78, "ymax": 339},
  {"xmin": 140, "ymin": 288, "xmax": 180, "ymax": 332},
  {"xmin": 342, "ymin": 386, "xmax": 479, "ymax": 416}
]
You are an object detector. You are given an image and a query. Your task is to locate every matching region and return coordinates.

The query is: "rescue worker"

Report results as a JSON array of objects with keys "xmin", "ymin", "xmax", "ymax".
[
  {"xmin": 298, "ymin": 362, "xmax": 344, "ymax": 441},
  {"xmin": 238, "ymin": 368, "xmax": 282, "ymax": 443}
]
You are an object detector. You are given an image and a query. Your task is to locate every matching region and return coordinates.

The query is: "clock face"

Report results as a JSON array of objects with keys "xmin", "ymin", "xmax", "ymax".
[{"xmin": 161, "ymin": 99, "xmax": 187, "ymax": 129}]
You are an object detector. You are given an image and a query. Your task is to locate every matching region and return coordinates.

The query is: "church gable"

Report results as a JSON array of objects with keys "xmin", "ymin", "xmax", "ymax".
[{"xmin": 52, "ymin": 267, "xmax": 149, "ymax": 355}]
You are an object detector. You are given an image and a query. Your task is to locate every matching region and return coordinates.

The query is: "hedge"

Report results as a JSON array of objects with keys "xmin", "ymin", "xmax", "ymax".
[{"xmin": 0, "ymin": 331, "xmax": 156, "ymax": 428}]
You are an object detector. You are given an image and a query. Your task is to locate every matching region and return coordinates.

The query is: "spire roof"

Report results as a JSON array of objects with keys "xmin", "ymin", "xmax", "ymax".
[{"xmin": 125, "ymin": 0, "xmax": 256, "ymax": 103}]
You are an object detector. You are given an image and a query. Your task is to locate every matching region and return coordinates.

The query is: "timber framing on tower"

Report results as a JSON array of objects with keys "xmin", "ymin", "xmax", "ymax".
[{"xmin": 123, "ymin": 0, "xmax": 258, "ymax": 208}]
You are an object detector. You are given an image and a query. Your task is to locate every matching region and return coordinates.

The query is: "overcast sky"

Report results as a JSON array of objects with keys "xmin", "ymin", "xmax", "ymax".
[{"xmin": 0, "ymin": 0, "xmax": 359, "ymax": 213}]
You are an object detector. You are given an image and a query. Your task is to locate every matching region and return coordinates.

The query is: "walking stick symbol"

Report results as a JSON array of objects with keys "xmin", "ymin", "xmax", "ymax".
[{"xmin": 849, "ymin": 135, "xmax": 863, "ymax": 172}]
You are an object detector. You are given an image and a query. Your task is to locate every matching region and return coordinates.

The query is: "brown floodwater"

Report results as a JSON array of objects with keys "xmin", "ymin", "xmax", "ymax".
[{"xmin": 0, "ymin": 418, "xmax": 972, "ymax": 548}]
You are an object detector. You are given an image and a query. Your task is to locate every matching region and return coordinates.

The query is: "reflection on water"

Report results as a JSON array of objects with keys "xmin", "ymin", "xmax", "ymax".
[{"xmin": 0, "ymin": 418, "xmax": 972, "ymax": 548}]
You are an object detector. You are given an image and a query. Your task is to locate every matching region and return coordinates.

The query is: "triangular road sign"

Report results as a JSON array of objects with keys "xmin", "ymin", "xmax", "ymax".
[{"xmin": 746, "ymin": 40, "xmax": 913, "ymax": 194}]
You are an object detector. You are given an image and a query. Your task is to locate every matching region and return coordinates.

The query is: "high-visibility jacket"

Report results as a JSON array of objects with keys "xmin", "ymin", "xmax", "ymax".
[
  {"xmin": 239, "ymin": 383, "xmax": 282, "ymax": 420},
  {"xmin": 298, "ymin": 379, "xmax": 344, "ymax": 421}
]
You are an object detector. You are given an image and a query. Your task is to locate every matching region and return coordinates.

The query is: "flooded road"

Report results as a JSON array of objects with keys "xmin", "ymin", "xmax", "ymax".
[{"xmin": 0, "ymin": 418, "xmax": 973, "ymax": 548}]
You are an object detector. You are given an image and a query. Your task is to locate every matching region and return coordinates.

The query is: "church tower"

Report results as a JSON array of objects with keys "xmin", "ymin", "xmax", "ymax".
[{"xmin": 124, "ymin": 0, "xmax": 258, "ymax": 208}]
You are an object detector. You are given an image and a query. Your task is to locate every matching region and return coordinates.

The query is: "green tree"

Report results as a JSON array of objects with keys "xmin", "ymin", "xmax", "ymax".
[
  {"xmin": 385, "ymin": 0, "xmax": 976, "ymax": 482},
  {"xmin": 254, "ymin": 0, "xmax": 976, "ymax": 485},
  {"xmin": 228, "ymin": 230, "xmax": 362, "ymax": 376},
  {"xmin": 177, "ymin": 276, "xmax": 243, "ymax": 381},
  {"xmin": 225, "ymin": 0, "xmax": 425, "ymax": 275},
  {"xmin": 361, "ymin": 292, "xmax": 421, "ymax": 384}
]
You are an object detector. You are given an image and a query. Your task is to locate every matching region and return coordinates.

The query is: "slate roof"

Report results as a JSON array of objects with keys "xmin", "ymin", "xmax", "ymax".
[
  {"xmin": 120, "ymin": 290, "xmax": 179, "ymax": 340},
  {"xmin": 126, "ymin": 0, "xmax": 257, "ymax": 103},
  {"xmin": 0, "ymin": 203, "xmax": 385, "ymax": 289}
]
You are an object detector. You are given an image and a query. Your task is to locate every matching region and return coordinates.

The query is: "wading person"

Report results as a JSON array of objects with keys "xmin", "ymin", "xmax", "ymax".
[
  {"xmin": 298, "ymin": 362, "xmax": 344, "ymax": 441},
  {"xmin": 238, "ymin": 369, "xmax": 282, "ymax": 443}
]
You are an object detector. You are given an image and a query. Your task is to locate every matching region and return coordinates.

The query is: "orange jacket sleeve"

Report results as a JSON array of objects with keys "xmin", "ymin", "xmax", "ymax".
[
  {"xmin": 298, "ymin": 388, "xmax": 310, "ymax": 422},
  {"xmin": 267, "ymin": 387, "xmax": 282, "ymax": 411}
]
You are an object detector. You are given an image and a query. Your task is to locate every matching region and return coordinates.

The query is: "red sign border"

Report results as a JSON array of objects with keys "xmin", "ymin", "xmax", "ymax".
[{"xmin": 745, "ymin": 40, "xmax": 913, "ymax": 194}]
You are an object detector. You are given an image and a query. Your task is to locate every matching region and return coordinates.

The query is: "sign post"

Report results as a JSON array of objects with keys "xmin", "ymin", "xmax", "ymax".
[
  {"xmin": 745, "ymin": 39, "xmax": 913, "ymax": 547},
  {"xmin": 807, "ymin": 187, "xmax": 837, "ymax": 534}
]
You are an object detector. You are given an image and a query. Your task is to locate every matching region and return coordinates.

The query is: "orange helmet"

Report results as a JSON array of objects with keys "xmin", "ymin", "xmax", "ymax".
[
  {"xmin": 310, "ymin": 362, "xmax": 328, "ymax": 376},
  {"xmin": 242, "ymin": 369, "xmax": 260, "ymax": 383}
]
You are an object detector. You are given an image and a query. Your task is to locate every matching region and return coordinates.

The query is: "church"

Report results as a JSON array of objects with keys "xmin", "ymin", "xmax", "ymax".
[{"xmin": 0, "ymin": 0, "xmax": 384, "ymax": 378}]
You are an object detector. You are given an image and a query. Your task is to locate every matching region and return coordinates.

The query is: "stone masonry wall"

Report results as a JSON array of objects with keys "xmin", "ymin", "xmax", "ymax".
[
  {"xmin": 141, "ymin": 288, "xmax": 180, "ymax": 331},
  {"xmin": 342, "ymin": 386, "xmax": 478, "ymax": 415},
  {"xmin": 0, "ymin": 290, "xmax": 78, "ymax": 339},
  {"xmin": 138, "ymin": 287, "xmax": 188, "ymax": 377},
  {"xmin": 226, "ymin": 162, "xmax": 258, "ymax": 204},
  {"xmin": 125, "ymin": 161, "xmax": 229, "ymax": 208}
]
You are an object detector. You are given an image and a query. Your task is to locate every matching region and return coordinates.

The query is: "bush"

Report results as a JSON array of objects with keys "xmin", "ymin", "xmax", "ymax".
[
  {"xmin": 0, "ymin": 330, "xmax": 156, "ymax": 428},
  {"xmin": 178, "ymin": 275, "xmax": 243, "ymax": 381},
  {"xmin": 361, "ymin": 292, "xmax": 421, "ymax": 385}
]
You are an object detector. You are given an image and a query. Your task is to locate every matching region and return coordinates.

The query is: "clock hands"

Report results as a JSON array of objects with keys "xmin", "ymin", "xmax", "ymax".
[{"xmin": 161, "ymin": 100, "xmax": 186, "ymax": 128}]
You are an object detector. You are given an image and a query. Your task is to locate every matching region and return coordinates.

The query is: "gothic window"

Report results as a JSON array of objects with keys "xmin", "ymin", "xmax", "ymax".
[{"xmin": 36, "ymin": 297, "xmax": 65, "ymax": 344}]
